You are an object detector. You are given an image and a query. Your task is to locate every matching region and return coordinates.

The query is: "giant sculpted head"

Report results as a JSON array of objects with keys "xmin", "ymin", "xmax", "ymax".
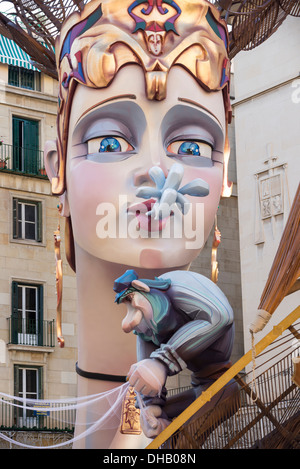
[{"xmin": 45, "ymin": 0, "xmax": 232, "ymax": 272}]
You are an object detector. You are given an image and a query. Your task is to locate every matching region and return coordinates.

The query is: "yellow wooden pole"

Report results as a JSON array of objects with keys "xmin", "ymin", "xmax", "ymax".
[{"xmin": 146, "ymin": 305, "xmax": 300, "ymax": 449}]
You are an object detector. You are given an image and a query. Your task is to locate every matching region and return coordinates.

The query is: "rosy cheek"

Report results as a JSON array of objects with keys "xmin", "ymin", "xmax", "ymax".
[
  {"xmin": 67, "ymin": 162, "xmax": 124, "ymax": 240},
  {"xmin": 68, "ymin": 161, "xmax": 123, "ymax": 205},
  {"xmin": 183, "ymin": 165, "xmax": 223, "ymax": 202}
]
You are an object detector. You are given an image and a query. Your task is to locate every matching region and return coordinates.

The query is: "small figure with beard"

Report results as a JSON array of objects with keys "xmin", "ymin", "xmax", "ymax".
[{"xmin": 114, "ymin": 269, "xmax": 235, "ymax": 437}]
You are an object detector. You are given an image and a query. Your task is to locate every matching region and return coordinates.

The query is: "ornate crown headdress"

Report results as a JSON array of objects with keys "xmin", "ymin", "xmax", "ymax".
[
  {"xmin": 1, "ymin": 0, "xmax": 298, "ymax": 76},
  {"xmin": 51, "ymin": 0, "xmax": 231, "ymax": 195}
]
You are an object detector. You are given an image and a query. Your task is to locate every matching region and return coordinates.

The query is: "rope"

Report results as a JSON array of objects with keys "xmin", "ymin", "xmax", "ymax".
[{"xmin": 250, "ymin": 331, "xmax": 259, "ymax": 402}]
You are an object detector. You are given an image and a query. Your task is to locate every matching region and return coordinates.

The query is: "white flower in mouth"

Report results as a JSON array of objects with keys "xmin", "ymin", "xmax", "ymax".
[{"xmin": 136, "ymin": 163, "xmax": 209, "ymax": 219}]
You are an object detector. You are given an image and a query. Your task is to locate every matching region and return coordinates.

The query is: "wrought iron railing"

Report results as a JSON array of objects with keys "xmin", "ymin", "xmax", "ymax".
[
  {"xmin": 7, "ymin": 317, "xmax": 55, "ymax": 348},
  {"xmin": 159, "ymin": 321, "xmax": 300, "ymax": 450},
  {"xmin": 0, "ymin": 143, "xmax": 47, "ymax": 178},
  {"xmin": 0, "ymin": 398, "xmax": 75, "ymax": 433},
  {"xmin": 167, "ymin": 385, "xmax": 193, "ymax": 397}
]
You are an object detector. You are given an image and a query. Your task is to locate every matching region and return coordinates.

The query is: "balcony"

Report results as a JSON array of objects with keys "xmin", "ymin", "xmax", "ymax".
[
  {"xmin": 0, "ymin": 143, "xmax": 47, "ymax": 178},
  {"xmin": 0, "ymin": 398, "xmax": 75, "ymax": 433},
  {"xmin": 7, "ymin": 317, "xmax": 56, "ymax": 348}
]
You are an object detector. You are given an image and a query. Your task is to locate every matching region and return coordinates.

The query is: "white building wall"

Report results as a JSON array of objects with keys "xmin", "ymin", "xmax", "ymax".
[{"xmin": 233, "ymin": 16, "xmax": 300, "ymax": 355}]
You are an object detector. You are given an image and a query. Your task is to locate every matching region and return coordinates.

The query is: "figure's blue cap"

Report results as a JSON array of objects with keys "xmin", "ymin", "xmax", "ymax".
[
  {"xmin": 113, "ymin": 269, "xmax": 138, "ymax": 303},
  {"xmin": 113, "ymin": 269, "xmax": 172, "ymax": 304}
]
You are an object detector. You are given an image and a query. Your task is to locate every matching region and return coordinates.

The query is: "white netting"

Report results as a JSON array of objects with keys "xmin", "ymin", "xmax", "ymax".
[{"xmin": 0, "ymin": 383, "xmax": 130, "ymax": 449}]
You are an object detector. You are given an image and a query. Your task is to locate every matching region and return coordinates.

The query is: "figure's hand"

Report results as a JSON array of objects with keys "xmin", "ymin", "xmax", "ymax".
[
  {"xmin": 140, "ymin": 405, "xmax": 170, "ymax": 438},
  {"xmin": 127, "ymin": 358, "xmax": 167, "ymax": 396}
]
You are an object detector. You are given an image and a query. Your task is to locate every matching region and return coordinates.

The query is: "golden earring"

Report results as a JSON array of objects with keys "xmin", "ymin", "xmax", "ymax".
[
  {"xmin": 211, "ymin": 215, "xmax": 221, "ymax": 283},
  {"xmin": 54, "ymin": 203, "xmax": 64, "ymax": 347}
]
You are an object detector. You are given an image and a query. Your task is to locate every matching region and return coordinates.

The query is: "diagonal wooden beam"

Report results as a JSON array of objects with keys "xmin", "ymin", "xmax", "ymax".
[{"xmin": 146, "ymin": 305, "xmax": 300, "ymax": 449}]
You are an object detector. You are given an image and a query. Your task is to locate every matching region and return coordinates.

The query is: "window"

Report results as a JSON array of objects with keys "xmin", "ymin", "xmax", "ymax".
[
  {"xmin": 12, "ymin": 116, "xmax": 41, "ymax": 174},
  {"xmin": 14, "ymin": 365, "xmax": 43, "ymax": 428},
  {"xmin": 11, "ymin": 282, "xmax": 44, "ymax": 346},
  {"xmin": 8, "ymin": 65, "xmax": 41, "ymax": 91},
  {"xmin": 12, "ymin": 198, "xmax": 42, "ymax": 242}
]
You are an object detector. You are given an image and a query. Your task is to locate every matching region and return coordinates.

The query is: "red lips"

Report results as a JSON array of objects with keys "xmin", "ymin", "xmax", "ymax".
[{"xmin": 127, "ymin": 198, "xmax": 172, "ymax": 233}]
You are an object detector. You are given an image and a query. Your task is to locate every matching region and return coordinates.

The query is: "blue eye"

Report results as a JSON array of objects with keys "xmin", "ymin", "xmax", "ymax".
[
  {"xmin": 99, "ymin": 137, "xmax": 121, "ymax": 152},
  {"xmin": 178, "ymin": 141, "xmax": 200, "ymax": 156},
  {"xmin": 87, "ymin": 136, "xmax": 134, "ymax": 159},
  {"xmin": 167, "ymin": 140, "xmax": 212, "ymax": 160}
]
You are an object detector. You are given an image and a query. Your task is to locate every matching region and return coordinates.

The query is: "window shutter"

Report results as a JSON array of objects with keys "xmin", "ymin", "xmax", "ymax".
[
  {"xmin": 12, "ymin": 117, "xmax": 21, "ymax": 172},
  {"xmin": 19, "ymin": 119, "xmax": 39, "ymax": 175},
  {"xmin": 12, "ymin": 198, "xmax": 19, "ymax": 239},
  {"xmin": 13, "ymin": 365, "xmax": 20, "ymax": 425},
  {"xmin": 11, "ymin": 281, "xmax": 18, "ymax": 315},
  {"xmin": 36, "ymin": 202, "xmax": 42, "ymax": 242},
  {"xmin": 13, "ymin": 365, "xmax": 19, "ymax": 396},
  {"xmin": 24, "ymin": 120, "xmax": 32, "ymax": 173},
  {"xmin": 38, "ymin": 366, "xmax": 43, "ymax": 400},
  {"xmin": 11, "ymin": 281, "xmax": 19, "ymax": 344},
  {"xmin": 37, "ymin": 284, "xmax": 44, "ymax": 346}
]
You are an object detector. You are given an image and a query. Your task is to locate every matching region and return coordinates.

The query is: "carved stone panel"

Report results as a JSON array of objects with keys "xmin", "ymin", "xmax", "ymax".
[{"xmin": 259, "ymin": 174, "xmax": 283, "ymax": 220}]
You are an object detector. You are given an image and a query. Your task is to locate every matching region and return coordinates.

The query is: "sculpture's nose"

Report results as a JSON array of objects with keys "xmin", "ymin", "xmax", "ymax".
[
  {"xmin": 133, "ymin": 163, "xmax": 168, "ymax": 188},
  {"xmin": 122, "ymin": 308, "xmax": 143, "ymax": 333}
]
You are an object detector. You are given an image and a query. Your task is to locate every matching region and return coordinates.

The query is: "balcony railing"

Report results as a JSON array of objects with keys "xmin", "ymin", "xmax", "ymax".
[
  {"xmin": 0, "ymin": 143, "xmax": 47, "ymax": 178},
  {"xmin": 0, "ymin": 398, "xmax": 75, "ymax": 433},
  {"xmin": 7, "ymin": 317, "xmax": 56, "ymax": 348}
]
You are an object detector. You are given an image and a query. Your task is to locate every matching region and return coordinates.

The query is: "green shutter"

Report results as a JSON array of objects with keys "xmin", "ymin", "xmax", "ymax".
[
  {"xmin": 13, "ymin": 365, "xmax": 19, "ymax": 396},
  {"xmin": 24, "ymin": 119, "xmax": 39, "ymax": 174},
  {"xmin": 38, "ymin": 366, "xmax": 43, "ymax": 400},
  {"xmin": 12, "ymin": 198, "xmax": 18, "ymax": 239},
  {"xmin": 12, "ymin": 117, "xmax": 21, "ymax": 171},
  {"xmin": 37, "ymin": 284, "xmax": 44, "ymax": 346},
  {"xmin": 11, "ymin": 281, "xmax": 19, "ymax": 344},
  {"xmin": 12, "ymin": 117, "xmax": 39, "ymax": 174}
]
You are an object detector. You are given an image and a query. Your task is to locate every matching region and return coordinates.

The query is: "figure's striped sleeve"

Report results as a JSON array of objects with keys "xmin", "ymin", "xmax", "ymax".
[{"xmin": 150, "ymin": 271, "xmax": 234, "ymax": 375}]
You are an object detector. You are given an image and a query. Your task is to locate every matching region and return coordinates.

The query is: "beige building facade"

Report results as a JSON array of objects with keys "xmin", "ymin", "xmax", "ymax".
[{"xmin": 0, "ymin": 45, "xmax": 78, "ymax": 436}]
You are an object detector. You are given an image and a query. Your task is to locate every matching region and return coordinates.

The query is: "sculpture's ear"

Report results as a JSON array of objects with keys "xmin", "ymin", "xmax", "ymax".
[
  {"xmin": 44, "ymin": 140, "xmax": 70, "ymax": 217},
  {"xmin": 44, "ymin": 140, "xmax": 59, "ymax": 182},
  {"xmin": 131, "ymin": 280, "xmax": 150, "ymax": 292}
]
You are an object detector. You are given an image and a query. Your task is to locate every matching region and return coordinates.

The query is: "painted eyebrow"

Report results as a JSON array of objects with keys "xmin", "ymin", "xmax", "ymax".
[
  {"xmin": 75, "ymin": 94, "xmax": 137, "ymax": 126},
  {"xmin": 178, "ymin": 97, "xmax": 224, "ymax": 130}
]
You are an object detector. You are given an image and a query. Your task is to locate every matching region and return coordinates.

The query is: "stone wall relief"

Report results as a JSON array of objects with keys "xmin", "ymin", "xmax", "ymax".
[{"xmin": 254, "ymin": 152, "xmax": 290, "ymax": 245}]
